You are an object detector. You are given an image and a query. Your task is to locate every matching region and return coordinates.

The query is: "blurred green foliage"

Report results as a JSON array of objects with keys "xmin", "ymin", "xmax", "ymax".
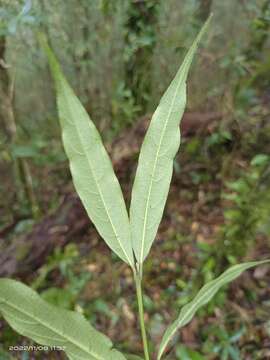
[
  {"xmin": 202, "ymin": 325, "xmax": 246, "ymax": 360},
  {"xmin": 220, "ymin": 154, "xmax": 270, "ymax": 264},
  {"xmin": 32, "ymin": 244, "xmax": 90, "ymax": 309}
]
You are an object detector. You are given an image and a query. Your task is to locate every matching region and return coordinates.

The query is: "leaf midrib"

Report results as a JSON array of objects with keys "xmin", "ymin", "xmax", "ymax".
[
  {"xmin": 61, "ymin": 80, "xmax": 133, "ymax": 267},
  {"xmin": 0, "ymin": 297, "xmax": 102, "ymax": 360}
]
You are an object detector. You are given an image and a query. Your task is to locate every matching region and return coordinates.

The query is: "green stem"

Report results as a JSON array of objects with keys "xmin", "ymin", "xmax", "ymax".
[{"xmin": 135, "ymin": 273, "xmax": 150, "ymax": 360}]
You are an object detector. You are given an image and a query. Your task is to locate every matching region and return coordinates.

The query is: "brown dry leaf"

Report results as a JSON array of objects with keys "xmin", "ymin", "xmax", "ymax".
[
  {"xmin": 254, "ymin": 265, "xmax": 269, "ymax": 279},
  {"xmin": 229, "ymin": 301, "xmax": 251, "ymax": 322},
  {"xmin": 122, "ymin": 300, "xmax": 135, "ymax": 324}
]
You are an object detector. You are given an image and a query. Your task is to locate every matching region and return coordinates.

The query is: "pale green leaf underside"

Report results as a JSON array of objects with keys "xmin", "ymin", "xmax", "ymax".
[
  {"xmin": 158, "ymin": 260, "xmax": 270, "ymax": 359},
  {"xmin": 0, "ymin": 279, "xmax": 126, "ymax": 360},
  {"xmin": 129, "ymin": 16, "xmax": 212, "ymax": 265},
  {"xmin": 40, "ymin": 36, "xmax": 134, "ymax": 268}
]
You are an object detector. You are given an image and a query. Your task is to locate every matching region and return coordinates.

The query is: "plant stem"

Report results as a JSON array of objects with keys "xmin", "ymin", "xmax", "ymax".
[{"xmin": 135, "ymin": 273, "xmax": 150, "ymax": 360}]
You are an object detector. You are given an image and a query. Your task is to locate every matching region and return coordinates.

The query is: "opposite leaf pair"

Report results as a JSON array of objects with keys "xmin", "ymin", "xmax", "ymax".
[{"xmin": 41, "ymin": 11, "xmax": 211, "ymax": 277}]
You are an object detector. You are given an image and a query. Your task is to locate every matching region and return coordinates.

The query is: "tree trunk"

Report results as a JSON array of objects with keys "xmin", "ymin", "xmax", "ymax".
[
  {"xmin": 0, "ymin": 36, "xmax": 16, "ymax": 141},
  {"xmin": 0, "ymin": 35, "xmax": 39, "ymax": 217}
]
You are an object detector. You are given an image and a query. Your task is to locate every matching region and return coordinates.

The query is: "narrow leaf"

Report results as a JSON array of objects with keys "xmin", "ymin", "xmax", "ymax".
[
  {"xmin": 158, "ymin": 260, "xmax": 269, "ymax": 359},
  {"xmin": 129, "ymin": 16, "xmax": 212, "ymax": 266},
  {"xmin": 0, "ymin": 279, "xmax": 126, "ymax": 360},
  {"xmin": 39, "ymin": 35, "xmax": 134, "ymax": 268}
]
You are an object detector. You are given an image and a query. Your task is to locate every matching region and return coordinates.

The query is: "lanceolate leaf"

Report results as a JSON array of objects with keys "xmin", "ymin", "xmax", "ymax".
[
  {"xmin": 0, "ymin": 279, "xmax": 126, "ymax": 360},
  {"xmin": 40, "ymin": 36, "xmax": 134, "ymax": 268},
  {"xmin": 158, "ymin": 260, "xmax": 270, "ymax": 359},
  {"xmin": 129, "ymin": 16, "xmax": 212, "ymax": 266}
]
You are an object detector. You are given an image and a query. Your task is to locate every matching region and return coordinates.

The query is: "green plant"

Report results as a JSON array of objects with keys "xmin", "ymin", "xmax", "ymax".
[
  {"xmin": 203, "ymin": 324, "xmax": 246, "ymax": 360},
  {"xmin": 0, "ymin": 16, "xmax": 269, "ymax": 360},
  {"xmin": 219, "ymin": 153, "xmax": 270, "ymax": 264},
  {"xmin": 31, "ymin": 244, "xmax": 90, "ymax": 310}
]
